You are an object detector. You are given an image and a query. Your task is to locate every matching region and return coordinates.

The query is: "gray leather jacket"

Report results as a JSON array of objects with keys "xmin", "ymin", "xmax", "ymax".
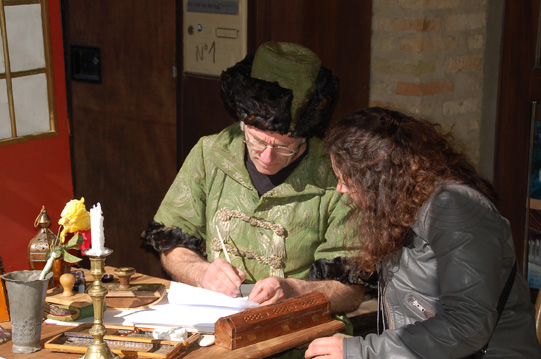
[{"xmin": 344, "ymin": 184, "xmax": 540, "ymax": 358}]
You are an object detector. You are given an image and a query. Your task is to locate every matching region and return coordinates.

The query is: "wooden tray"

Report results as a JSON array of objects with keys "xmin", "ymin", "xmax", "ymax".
[{"xmin": 44, "ymin": 324, "xmax": 190, "ymax": 358}]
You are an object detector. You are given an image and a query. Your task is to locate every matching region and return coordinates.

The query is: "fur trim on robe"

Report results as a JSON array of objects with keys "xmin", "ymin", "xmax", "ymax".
[{"xmin": 141, "ymin": 221, "xmax": 206, "ymax": 258}]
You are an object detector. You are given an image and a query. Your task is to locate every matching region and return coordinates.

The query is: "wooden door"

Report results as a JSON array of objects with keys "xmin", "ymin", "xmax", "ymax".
[
  {"xmin": 528, "ymin": 2, "xmax": 541, "ymax": 292},
  {"xmin": 62, "ymin": 0, "xmax": 178, "ymax": 278},
  {"xmin": 494, "ymin": 0, "xmax": 541, "ymax": 295}
]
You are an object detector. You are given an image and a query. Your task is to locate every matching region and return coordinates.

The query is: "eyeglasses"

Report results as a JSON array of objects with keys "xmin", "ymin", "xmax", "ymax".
[{"xmin": 243, "ymin": 132, "xmax": 305, "ymax": 156}]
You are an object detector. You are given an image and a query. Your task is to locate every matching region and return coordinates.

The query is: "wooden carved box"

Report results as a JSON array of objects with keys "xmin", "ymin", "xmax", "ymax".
[{"xmin": 214, "ymin": 291, "xmax": 332, "ymax": 350}]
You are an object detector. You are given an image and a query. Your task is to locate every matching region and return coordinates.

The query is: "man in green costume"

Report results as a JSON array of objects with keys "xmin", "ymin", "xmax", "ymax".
[{"xmin": 143, "ymin": 42, "xmax": 366, "ymax": 314}]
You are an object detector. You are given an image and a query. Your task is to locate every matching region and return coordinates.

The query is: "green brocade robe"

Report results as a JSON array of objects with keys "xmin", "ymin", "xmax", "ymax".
[{"xmin": 154, "ymin": 124, "xmax": 353, "ymax": 283}]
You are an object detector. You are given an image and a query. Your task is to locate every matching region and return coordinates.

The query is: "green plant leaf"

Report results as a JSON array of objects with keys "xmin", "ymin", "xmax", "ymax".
[
  {"xmin": 63, "ymin": 244, "xmax": 81, "ymax": 251},
  {"xmin": 62, "ymin": 249, "xmax": 82, "ymax": 263},
  {"xmin": 65, "ymin": 233, "xmax": 84, "ymax": 249}
]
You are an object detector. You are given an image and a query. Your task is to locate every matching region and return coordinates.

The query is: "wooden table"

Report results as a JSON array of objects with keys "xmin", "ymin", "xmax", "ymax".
[
  {"xmin": 0, "ymin": 320, "xmax": 345, "ymax": 359},
  {"xmin": 0, "ymin": 267, "xmax": 347, "ymax": 359}
]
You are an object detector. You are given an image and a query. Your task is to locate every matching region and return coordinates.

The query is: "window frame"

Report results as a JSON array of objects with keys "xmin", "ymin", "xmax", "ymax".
[{"xmin": 0, "ymin": 0, "xmax": 58, "ymax": 146}]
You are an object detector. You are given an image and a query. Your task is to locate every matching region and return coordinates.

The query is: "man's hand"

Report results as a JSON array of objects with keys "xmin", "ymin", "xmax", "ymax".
[
  {"xmin": 248, "ymin": 277, "xmax": 287, "ymax": 305},
  {"xmin": 248, "ymin": 277, "xmax": 364, "ymax": 313},
  {"xmin": 161, "ymin": 248, "xmax": 246, "ymax": 298},
  {"xmin": 162, "ymin": 247, "xmax": 364, "ymax": 312},
  {"xmin": 198, "ymin": 258, "xmax": 246, "ymax": 297},
  {"xmin": 305, "ymin": 336, "xmax": 344, "ymax": 359}
]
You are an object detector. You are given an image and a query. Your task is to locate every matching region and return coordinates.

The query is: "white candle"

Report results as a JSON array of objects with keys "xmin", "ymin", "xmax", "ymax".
[{"xmin": 90, "ymin": 203, "xmax": 105, "ymax": 255}]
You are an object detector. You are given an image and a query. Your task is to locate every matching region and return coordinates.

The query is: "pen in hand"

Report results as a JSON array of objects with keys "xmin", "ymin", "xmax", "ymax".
[
  {"xmin": 216, "ymin": 225, "xmax": 244, "ymax": 297},
  {"xmin": 216, "ymin": 224, "xmax": 232, "ymax": 263}
]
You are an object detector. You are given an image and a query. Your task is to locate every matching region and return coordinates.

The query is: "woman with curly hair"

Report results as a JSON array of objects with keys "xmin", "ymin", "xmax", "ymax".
[{"xmin": 305, "ymin": 107, "xmax": 540, "ymax": 358}]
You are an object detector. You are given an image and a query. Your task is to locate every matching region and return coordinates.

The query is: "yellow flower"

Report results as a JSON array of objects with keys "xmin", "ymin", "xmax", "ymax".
[{"xmin": 58, "ymin": 197, "xmax": 91, "ymax": 243}]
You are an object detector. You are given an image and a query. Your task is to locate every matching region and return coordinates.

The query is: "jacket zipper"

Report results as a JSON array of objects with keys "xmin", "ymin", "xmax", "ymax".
[{"xmin": 407, "ymin": 295, "xmax": 435, "ymax": 319}]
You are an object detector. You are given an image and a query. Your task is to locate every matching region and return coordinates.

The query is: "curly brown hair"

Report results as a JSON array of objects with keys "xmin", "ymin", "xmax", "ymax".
[{"xmin": 324, "ymin": 107, "xmax": 497, "ymax": 273}]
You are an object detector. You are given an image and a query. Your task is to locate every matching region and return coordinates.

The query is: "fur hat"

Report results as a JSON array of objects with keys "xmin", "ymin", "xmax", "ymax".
[{"xmin": 221, "ymin": 41, "xmax": 339, "ymax": 138}]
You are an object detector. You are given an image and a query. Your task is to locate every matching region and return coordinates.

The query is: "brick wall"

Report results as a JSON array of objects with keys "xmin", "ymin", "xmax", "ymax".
[{"xmin": 369, "ymin": 0, "xmax": 499, "ymax": 173}]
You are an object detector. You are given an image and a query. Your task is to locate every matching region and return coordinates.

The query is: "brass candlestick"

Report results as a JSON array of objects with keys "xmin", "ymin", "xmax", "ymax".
[{"xmin": 81, "ymin": 248, "xmax": 119, "ymax": 359}]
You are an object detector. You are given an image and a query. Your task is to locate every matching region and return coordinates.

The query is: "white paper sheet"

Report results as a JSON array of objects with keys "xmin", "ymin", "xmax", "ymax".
[
  {"xmin": 121, "ymin": 282, "xmax": 259, "ymax": 332},
  {"xmin": 45, "ymin": 282, "xmax": 259, "ymax": 333},
  {"xmin": 167, "ymin": 281, "xmax": 258, "ymax": 308}
]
